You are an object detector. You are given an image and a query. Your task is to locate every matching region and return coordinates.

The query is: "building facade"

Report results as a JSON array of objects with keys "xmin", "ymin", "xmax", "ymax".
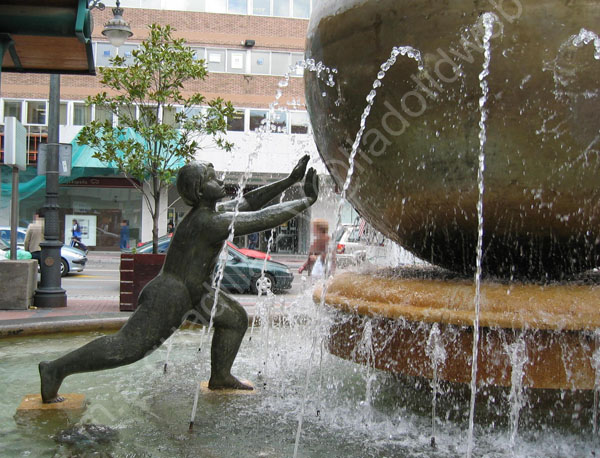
[{"xmin": 0, "ymin": 1, "xmax": 346, "ymax": 253}]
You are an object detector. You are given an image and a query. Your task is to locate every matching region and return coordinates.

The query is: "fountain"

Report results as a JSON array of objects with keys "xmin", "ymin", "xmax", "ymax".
[
  {"xmin": 304, "ymin": 0, "xmax": 600, "ymax": 450},
  {"xmin": 4, "ymin": 1, "xmax": 600, "ymax": 456}
]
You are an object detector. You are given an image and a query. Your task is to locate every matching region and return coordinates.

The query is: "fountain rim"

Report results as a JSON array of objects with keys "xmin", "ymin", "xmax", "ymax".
[{"xmin": 315, "ymin": 271, "xmax": 600, "ymax": 332}]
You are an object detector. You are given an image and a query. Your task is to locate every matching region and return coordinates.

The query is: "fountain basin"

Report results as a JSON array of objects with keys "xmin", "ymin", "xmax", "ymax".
[
  {"xmin": 305, "ymin": 0, "xmax": 600, "ymax": 278},
  {"xmin": 316, "ymin": 270, "xmax": 600, "ymax": 389}
]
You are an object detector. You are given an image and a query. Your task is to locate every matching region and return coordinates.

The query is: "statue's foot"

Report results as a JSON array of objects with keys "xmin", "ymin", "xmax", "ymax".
[
  {"xmin": 208, "ymin": 374, "xmax": 254, "ymax": 391},
  {"xmin": 39, "ymin": 361, "xmax": 64, "ymax": 403}
]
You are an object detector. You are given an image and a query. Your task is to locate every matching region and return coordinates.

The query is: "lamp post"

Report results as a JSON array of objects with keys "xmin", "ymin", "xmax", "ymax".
[
  {"xmin": 34, "ymin": 74, "xmax": 66, "ymax": 308},
  {"xmin": 34, "ymin": 1, "xmax": 132, "ymax": 307}
]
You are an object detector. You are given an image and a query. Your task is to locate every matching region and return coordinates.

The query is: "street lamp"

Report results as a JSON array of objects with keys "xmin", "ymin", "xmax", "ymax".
[
  {"xmin": 90, "ymin": 0, "xmax": 133, "ymax": 48},
  {"xmin": 101, "ymin": 1, "xmax": 133, "ymax": 47}
]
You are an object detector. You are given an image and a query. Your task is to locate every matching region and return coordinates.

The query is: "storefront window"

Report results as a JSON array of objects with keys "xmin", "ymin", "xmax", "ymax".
[
  {"xmin": 270, "ymin": 111, "xmax": 287, "ymax": 133},
  {"xmin": 249, "ymin": 110, "xmax": 268, "ymax": 132},
  {"xmin": 227, "ymin": 110, "xmax": 245, "ymax": 131},
  {"xmin": 290, "ymin": 111, "xmax": 310, "ymax": 134}
]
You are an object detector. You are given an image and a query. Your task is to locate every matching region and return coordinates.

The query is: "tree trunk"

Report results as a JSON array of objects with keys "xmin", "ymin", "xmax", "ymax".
[{"xmin": 152, "ymin": 177, "xmax": 160, "ymax": 254}]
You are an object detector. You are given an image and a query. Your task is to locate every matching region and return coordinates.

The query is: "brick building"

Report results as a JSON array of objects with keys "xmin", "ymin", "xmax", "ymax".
[{"xmin": 0, "ymin": 1, "xmax": 344, "ymax": 252}]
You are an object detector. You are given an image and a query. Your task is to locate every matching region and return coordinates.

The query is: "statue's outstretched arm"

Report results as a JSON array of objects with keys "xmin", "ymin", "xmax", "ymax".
[
  {"xmin": 217, "ymin": 155, "xmax": 309, "ymax": 212},
  {"xmin": 212, "ymin": 168, "xmax": 319, "ymax": 237}
]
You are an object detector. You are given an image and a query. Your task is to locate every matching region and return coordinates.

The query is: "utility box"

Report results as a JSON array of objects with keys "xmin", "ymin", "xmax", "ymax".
[{"xmin": 0, "ymin": 260, "xmax": 38, "ymax": 310}]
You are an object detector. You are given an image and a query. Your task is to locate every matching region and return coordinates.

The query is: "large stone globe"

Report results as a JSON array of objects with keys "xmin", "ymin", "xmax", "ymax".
[{"xmin": 305, "ymin": 0, "xmax": 600, "ymax": 279}]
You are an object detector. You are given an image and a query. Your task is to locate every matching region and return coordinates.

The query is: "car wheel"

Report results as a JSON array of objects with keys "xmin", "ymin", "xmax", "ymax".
[
  {"xmin": 251, "ymin": 273, "xmax": 274, "ymax": 295},
  {"xmin": 60, "ymin": 258, "xmax": 69, "ymax": 277}
]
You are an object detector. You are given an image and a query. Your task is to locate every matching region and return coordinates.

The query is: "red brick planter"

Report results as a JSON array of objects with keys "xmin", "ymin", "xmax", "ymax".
[{"xmin": 119, "ymin": 253, "xmax": 166, "ymax": 311}]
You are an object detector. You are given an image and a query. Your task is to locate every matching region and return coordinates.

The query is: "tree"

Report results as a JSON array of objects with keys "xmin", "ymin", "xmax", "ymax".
[{"xmin": 78, "ymin": 24, "xmax": 234, "ymax": 253}]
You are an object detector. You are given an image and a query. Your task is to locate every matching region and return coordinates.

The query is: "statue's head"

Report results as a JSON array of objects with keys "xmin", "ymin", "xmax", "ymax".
[{"xmin": 177, "ymin": 161, "xmax": 211, "ymax": 207}]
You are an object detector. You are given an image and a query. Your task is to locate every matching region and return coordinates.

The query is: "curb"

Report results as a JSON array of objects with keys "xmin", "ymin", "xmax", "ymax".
[{"xmin": 0, "ymin": 315, "xmax": 130, "ymax": 338}]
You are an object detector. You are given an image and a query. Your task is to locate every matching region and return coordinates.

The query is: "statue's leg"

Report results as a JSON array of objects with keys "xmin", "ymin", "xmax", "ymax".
[
  {"xmin": 196, "ymin": 287, "xmax": 253, "ymax": 390},
  {"xmin": 39, "ymin": 274, "xmax": 192, "ymax": 403}
]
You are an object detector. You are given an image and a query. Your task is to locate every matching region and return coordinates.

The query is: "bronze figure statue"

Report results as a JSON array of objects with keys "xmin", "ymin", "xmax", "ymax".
[{"xmin": 39, "ymin": 155, "xmax": 318, "ymax": 403}]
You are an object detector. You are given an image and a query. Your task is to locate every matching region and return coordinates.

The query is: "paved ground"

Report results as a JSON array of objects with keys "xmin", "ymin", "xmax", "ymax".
[{"xmin": 0, "ymin": 250, "xmax": 309, "ymax": 336}]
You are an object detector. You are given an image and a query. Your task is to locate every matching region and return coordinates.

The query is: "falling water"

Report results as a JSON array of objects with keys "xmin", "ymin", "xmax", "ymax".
[
  {"xmin": 466, "ymin": 12, "xmax": 497, "ymax": 458},
  {"xmin": 293, "ymin": 45, "xmax": 424, "ymax": 458},
  {"xmin": 426, "ymin": 322, "xmax": 447, "ymax": 447},
  {"xmin": 188, "ymin": 129, "xmax": 263, "ymax": 431},
  {"xmin": 592, "ymin": 329, "xmax": 600, "ymax": 434},
  {"xmin": 505, "ymin": 334, "xmax": 528, "ymax": 449},
  {"xmin": 570, "ymin": 28, "xmax": 600, "ymax": 59}
]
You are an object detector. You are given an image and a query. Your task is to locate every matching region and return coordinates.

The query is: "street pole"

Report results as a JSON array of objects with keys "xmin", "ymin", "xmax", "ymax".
[{"xmin": 34, "ymin": 73, "xmax": 67, "ymax": 308}]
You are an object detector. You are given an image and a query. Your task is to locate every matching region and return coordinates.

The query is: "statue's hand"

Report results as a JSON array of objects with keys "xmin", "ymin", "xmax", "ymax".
[
  {"xmin": 304, "ymin": 168, "xmax": 319, "ymax": 201},
  {"xmin": 289, "ymin": 154, "xmax": 310, "ymax": 183}
]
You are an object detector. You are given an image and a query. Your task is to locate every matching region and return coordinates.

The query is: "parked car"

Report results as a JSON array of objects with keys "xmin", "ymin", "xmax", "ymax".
[
  {"xmin": 0, "ymin": 226, "xmax": 87, "ymax": 276},
  {"xmin": 334, "ymin": 224, "xmax": 368, "ymax": 265},
  {"xmin": 137, "ymin": 235, "xmax": 271, "ymax": 261},
  {"xmin": 133, "ymin": 236, "xmax": 292, "ymax": 294}
]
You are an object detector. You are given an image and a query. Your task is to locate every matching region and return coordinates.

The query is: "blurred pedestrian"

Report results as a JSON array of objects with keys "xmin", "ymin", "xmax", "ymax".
[
  {"xmin": 120, "ymin": 220, "xmax": 130, "ymax": 250},
  {"xmin": 25, "ymin": 210, "xmax": 45, "ymax": 264}
]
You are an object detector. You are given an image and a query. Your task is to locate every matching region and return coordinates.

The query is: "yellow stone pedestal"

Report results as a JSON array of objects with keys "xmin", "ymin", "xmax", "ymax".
[
  {"xmin": 16, "ymin": 394, "xmax": 86, "ymax": 413},
  {"xmin": 199, "ymin": 381, "xmax": 256, "ymax": 395}
]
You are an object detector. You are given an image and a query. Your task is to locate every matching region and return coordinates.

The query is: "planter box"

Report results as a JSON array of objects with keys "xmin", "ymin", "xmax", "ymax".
[
  {"xmin": 119, "ymin": 253, "xmax": 165, "ymax": 311},
  {"xmin": 0, "ymin": 260, "xmax": 38, "ymax": 310}
]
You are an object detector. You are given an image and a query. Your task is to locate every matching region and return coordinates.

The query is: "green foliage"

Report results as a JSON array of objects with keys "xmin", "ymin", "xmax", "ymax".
[{"xmin": 77, "ymin": 24, "xmax": 234, "ymax": 252}]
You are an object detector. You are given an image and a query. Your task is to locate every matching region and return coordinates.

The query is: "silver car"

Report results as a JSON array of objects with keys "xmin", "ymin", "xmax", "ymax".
[{"xmin": 0, "ymin": 226, "xmax": 87, "ymax": 276}]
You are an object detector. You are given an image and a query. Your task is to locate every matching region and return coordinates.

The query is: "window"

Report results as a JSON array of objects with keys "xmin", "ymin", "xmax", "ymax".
[
  {"xmin": 270, "ymin": 111, "xmax": 287, "ymax": 133},
  {"xmin": 291, "ymin": 52, "xmax": 305, "ymax": 76},
  {"xmin": 253, "ymin": 0, "xmax": 270, "ymax": 15},
  {"xmin": 26, "ymin": 101, "xmax": 46, "ymax": 125},
  {"xmin": 3, "ymin": 100, "xmax": 22, "ymax": 122},
  {"xmin": 119, "ymin": 44, "xmax": 138, "ymax": 66},
  {"xmin": 273, "ymin": 0, "xmax": 290, "ymax": 17},
  {"xmin": 191, "ymin": 47, "xmax": 206, "ymax": 61},
  {"xmin": 249, "ymin": 110, "xmax": 268, "ymax": 132},
  {"xmin": 73, "ymin": 103, "xmax": 92, "ymax": 126},
  {"xmin": 251, "ymin": 51, "xmax": 270, "ymax": 74},
  {"xmin": 118, "ymin": 104, "xmax": 137, "ymax": 126},
  {"xmin": 60, "ymin": 102, "xmax": 68, "ymax": 126},
  {"xmin": 207, "ymin": 49, "xmax": 226, "ymax": 72},
  {"xmin": 138, "ymin": 105, "xmax": 158, "ymax": 127},
  {"xmin": 206, "ymin": 0, "xmax": 226, "ymax": 12},
  {"xmin": 271, "ymin": 52, "xmax": 291, "ymax": 76},
  {"xmin": 95, "ymin": 106, "xmax": 114, "ymax": 124},
  {"xmin": 228, "ymin": 0, "xmax": 247, "ymax": 14},
  {"xmin": 290, "ymin": 112, "xmax": 310, "ymax": 134},
  {"xmin": 162, "ymin": 106, "xmax": 179, "ymax": 128},
  {"xmin": 227, "ymin": 110, "xmax": 245, "ymax": 131},
  {"xmin": 293, "ymin": 0, "xmax": 310, "ymax": 18},
  {"xmin": 96, "ymin": 42, "xmax": 116, "ymax": 67},
  {"xmin": 228, "ymin": 51, "xmax": 246, "ymax": 73}
]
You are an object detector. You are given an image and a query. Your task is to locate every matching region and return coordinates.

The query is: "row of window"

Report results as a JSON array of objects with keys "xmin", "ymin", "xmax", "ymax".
[
  {"xmin": 0, "ymin": 99, "xmax": 311, "ymax": 135},
  {"xmin": 96, "ymin": 42, "xmax": 305, "ymax": 77},
  {"xmin": 105, "ymin": 0, "xmax": 312, "ymax": 19}
]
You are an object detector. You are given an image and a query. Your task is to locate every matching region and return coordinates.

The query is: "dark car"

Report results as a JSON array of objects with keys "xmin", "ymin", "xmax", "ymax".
[{"xmin": 133, "ymin": 236, "xmax": 293, "ymax": 294}]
